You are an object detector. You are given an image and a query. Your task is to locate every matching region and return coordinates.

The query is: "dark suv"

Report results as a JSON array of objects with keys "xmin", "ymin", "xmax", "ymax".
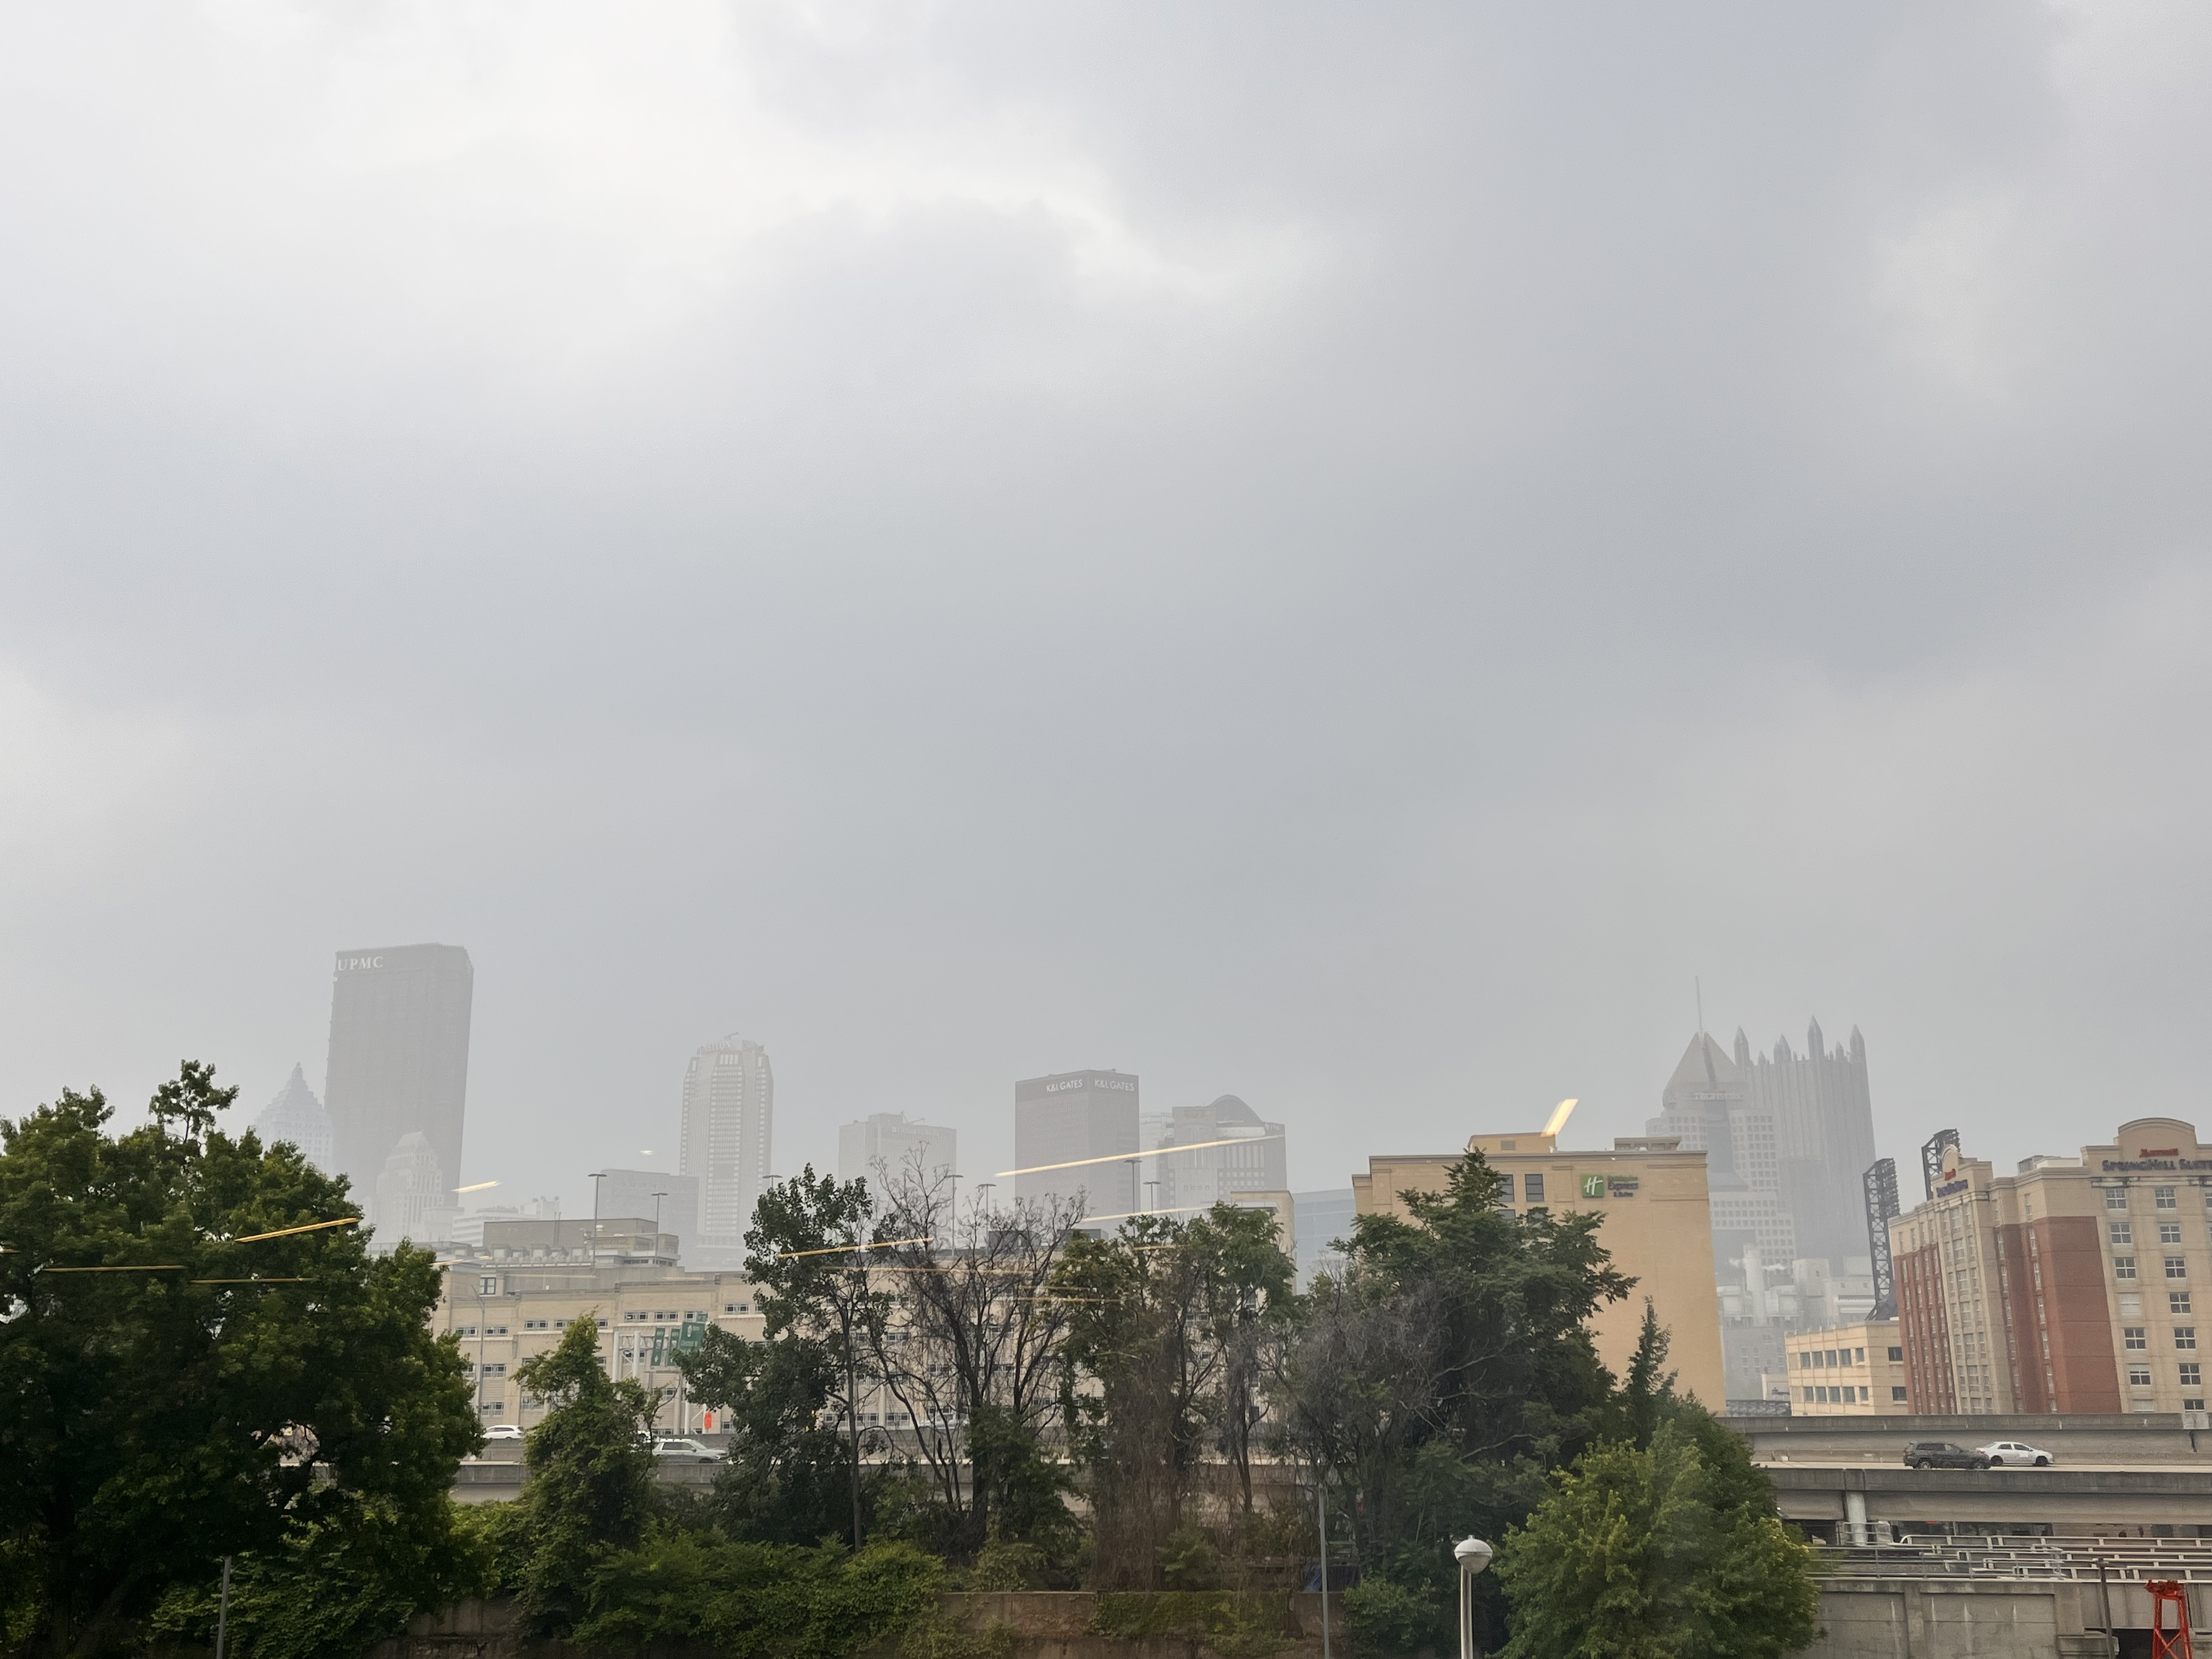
[{"xmin": 1903, "ymin": 1441, "xmax": 1990, "ymax": 1470}]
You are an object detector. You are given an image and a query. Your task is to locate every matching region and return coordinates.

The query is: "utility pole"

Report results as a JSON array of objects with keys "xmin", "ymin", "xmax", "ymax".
[{"xmin": 215, "ymin": 1557, "xmax": 232, "ymax": 1659}]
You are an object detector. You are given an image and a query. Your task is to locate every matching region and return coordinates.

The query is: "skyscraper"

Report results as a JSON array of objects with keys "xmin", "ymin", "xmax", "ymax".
[
  {"xmin": 1155, "ymin": 1095, "xmax": 1287, "ymax": 1214},
  {"xmin": 837, "ymin": 1113, "xmax": 957, "ymax": 1193},
  {"xmin": 253, "ymin": 1062, "xmax": 335, "ymax": 1174},
  {"xmin": 323, "ymin": 944, "xmax": 473, "ymax": 1238},
  {"xmin": 680, "ymin": 1035, "xmax": 774, "ymax": 1267},
  {"xmin": 1014, "ymin": 1069, "xmax": 1139, "ymax": 1217}
]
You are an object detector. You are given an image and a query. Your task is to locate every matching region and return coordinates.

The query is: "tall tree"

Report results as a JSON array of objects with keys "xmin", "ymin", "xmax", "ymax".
[
  {"xmin": 494, "ymin": 1314, "xmax": 659, "ymax": 1635},
  {"xmin": 863, "ymin": 1161, "xmax": 1080, "ymax": 1560},
  {"xmin": 1055, "ymin": 1204, "xmax": 1295, "ymax": 1587},
  {"xmin": 0, "ymin": 1065, "xmax": 478, "ymax": 1658},
  {"xmin": 1495, "ymin": 1421, "xmax": 1819, "ymax": 1659},
  {"xmin": 675, "ymin": 1325, "xmax": 866, "ymax": 1544},
  {"xmin": 743, "ymin": 1167, "xmax": 891, "ymax": 1550},
  {"xmin": 1263, "ymin": 1153, "xmax": 1632, "ymax": 1646}
]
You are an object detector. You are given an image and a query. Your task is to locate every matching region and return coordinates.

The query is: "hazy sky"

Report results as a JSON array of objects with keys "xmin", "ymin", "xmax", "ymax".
[{"xmin": 3, "ymin": 2, "xmax": 2210, "ymax": 1219}]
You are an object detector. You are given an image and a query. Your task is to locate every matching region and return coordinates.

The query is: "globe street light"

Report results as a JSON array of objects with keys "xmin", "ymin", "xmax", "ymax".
[{"xmin": 1453, "ymin": 1537, "xmax": 1493, "ymax": 1659}]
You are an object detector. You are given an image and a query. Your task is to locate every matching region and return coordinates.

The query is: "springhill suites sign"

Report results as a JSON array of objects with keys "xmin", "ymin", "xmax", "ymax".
[{"xmin": 2103, "ymin": 1157, "xmax": 2212, "ymax": 1172}]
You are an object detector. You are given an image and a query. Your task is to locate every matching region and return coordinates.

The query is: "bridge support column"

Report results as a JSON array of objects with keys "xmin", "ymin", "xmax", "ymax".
[{"xmin": 1843, "ymin": 1487, "xmax": 1869, "ymax": 1548}]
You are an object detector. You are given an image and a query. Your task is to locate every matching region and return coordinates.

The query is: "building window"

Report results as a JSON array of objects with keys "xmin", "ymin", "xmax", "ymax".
[
  {"xmin": 2185, "ymin": 1363, "xmax": 2205, "ymax": 1389},
  {"xmin": 2169, "ymin": 1257, "xmax": 2190, "ymax": 1280},
  {"xmin": 1888, "ymin": 1346, "xmax": 1904, "ymax": 1362},
  {"xmin": 2126, "ymin": 1327, "xmax": 2148, "ymax": 1351},
  {"xmin": 1854, "ymin": 1347, "xmax": 1866, "ymax": 1363},
  {"xmin": 1801, "ymin": 1387, "xmax": 1813, "ymax": 1403},
  {"xmin": 1892, "ymin": 1386, "xmax": 1908, "ymax": 1402},
  {"xmin": 2176, "ymin": 1293, "xmax": 2196, "ymax": 1315},
  {"xmin": 2117, "ymin": 1256, "xmax": 2139, "ymax": 1280},
  {"xmin": 2179, "ymin": 1328, "xmax": 2199, "ymax": 1351},
  {"xmin": 2159, "ymin": 1186, "xmax": 2179, "ymax": 1210},
  {"xmin": 2112, "ymin": 1222, "xmax": 2135, "ymax": 1245},
  {"xmin": 2163, "ymin": 1222, "xmax": 2186, "ymax": 1245},
  {"xmin": 1523, "ymin": 1173, "xmax": 1544, "ymax": 1203},
  {"xmin": 2130, "ymin": 1364, "xmax": 2154, "ymax": 1387},
  {"xmin": 2108, "ymin": 1188, "xmax": 2131, "ymax": 1211}
]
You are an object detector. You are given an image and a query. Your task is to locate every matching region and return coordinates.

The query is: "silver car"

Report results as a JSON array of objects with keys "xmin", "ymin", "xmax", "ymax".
[
  {"xmin": 1976, "ymin": 1440, "xmax": 2054, "ymax": 1467},
  {"xmin": 650, "ymin": 1437, "xmax": 726, "ymax": 1464}
]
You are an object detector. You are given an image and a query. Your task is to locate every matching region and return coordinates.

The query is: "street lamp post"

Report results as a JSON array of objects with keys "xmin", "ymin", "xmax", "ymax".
[{"xmin": 1453, "ymin": 1537, "xmax": 1493, "ymax": 1659}]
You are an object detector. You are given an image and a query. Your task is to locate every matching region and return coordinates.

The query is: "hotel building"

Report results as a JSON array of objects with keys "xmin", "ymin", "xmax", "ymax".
[
  {"xmin": 1890, "ymin": 1117, "xmax": 2212, "ymax": 1417},
  {"xmin": 1351, "ymin": 1127, "xmax": 1724, "ymax": 1406}
]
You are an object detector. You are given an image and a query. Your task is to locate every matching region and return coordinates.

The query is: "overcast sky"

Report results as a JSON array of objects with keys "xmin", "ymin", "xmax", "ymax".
[{"xmin": 3, "ymin": 2, "xmax": 2209, "ymax": 1217}]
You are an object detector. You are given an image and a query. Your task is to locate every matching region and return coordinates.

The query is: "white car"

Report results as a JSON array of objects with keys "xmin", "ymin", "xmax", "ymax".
[
  {"xmin": 483, "ymin": 1424, "xmax": 524, "ymax": 1441},
  {"xmin": 650, "ymin": 1437, "xmax": 727, "ymax": 1464},
  {"xmin": 1976, "ymin": 1440, "xmax": 2053, "ymax": 1467}
]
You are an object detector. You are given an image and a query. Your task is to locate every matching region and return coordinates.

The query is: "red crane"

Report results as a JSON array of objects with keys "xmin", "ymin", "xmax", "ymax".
[{"xmin": 2148, "ymin": 1580, "xmax": 2194, "ymax": 1659}]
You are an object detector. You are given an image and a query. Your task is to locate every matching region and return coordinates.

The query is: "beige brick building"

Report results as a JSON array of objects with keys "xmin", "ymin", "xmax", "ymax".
[
  {"xmin": 1781, "ymin": 1319, "xmax": 1907, "ymax": 1414},
  {"xmin": 1351, "ymin": 1128, "xmax": 1724, "ymax": 1406},
  {"xmin": 436, "ymin": 1217, "xmax": 766, "ymax": 1432},
  {"xmin": 1891, "ymin": 1117, "xmax": 2212, "ymax": 1417}
]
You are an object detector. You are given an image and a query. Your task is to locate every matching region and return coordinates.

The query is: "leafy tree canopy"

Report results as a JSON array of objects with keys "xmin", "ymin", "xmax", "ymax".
[
  {"xmin": 1496, "ymin": 1419, "xmax": 1819, "ymax": 1659},
  {"xmin": 0, "ymin": 1064, "xmax": 477, "ymax": 1659}
]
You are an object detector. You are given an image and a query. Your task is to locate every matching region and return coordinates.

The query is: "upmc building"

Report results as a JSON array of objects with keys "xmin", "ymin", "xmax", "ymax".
[
  {"xmin": 1014, "ymin": 1070, "xmax": 1140, "ymax": 1219},
  {"xmin": 324, "ymin": 943, "xmax": 475, "ymax": 1222}
]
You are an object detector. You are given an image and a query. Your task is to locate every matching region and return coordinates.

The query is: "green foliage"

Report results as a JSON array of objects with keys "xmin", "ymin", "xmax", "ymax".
[
  {"xmin": 0, "ymin": 1065, "xmax": 477, "ymax": 1658},
  {"xmin": 1341, "ymin": 1575, "xmax": 1446, "ymax": 1659},
  {"xmin": 486, "ymin": 1314, "xmax": 659, "ymax": 1634},
  {"xmin": 144, "ymin": 1495, "xmax": 492, "ymax": 1659},
  {"xmin": 961, "ymin": 1538, "xmax": 1051, "ymax": 1591},
  {"xmin": 1089, "ymin": 1592, "xmax": 1293, "ymax": 1657},
  {"xmin": 679, "ymin": 1323, "xmax": 883, "ymax": 1544},
  {"xmin": 1495, "ymin": 1421, "xmax": 1819, "ymax": 1659},
  {"xmin": 1267, "ymin": 1152, "xmax": 1634, "ymax": 1647},
  {"xmin": 569, "ymin": 1532, "xmax": 947, "ymax": 1659}
]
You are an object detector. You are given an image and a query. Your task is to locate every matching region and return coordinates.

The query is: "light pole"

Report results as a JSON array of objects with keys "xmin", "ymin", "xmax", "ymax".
[
  {"xmin": 1454, "ymin": 1537, "xmax": 1493, "ymax": 1659},
  {"xmin": 1316, "ymin": 1483, "xmax": 1333, "ymax": 1659}
]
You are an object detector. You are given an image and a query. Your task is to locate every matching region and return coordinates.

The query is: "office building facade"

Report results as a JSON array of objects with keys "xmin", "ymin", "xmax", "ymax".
[
  {"xmin": 1782, "ymin": 1319, "xmax": 1908, "ymax": 1415},
  {"xmin": 680, "ymin": 1036, "xmax": 774, "ymax": 1267},
  {"xmin": 323, "ymin": 944, "xmax": 475, "ymax": 1239},
  {"xmin": 838, "ymin": 1114, "xmax": 958, "ymax": 1194},
  {"xmin": 253, "ymin": 1062, "xmax": 335, "ymax": 1174},
  {"xmin": 1352, "ymin": 1126, "xmax": 1725, "ymax": 1406},
  {"xmin": 1156, "ymin": 1094, "xmax": 1287, "ymax": 1214},
  {"xmin": 596, "ymin": 1170, "xmax": 701, "ymax": 1261},
  {"xmin": 1293, "ymin": 1188, "xmax": 1357, "ymax": 1286},
  {"xmin": 1014, "ymin": 1069, "xmax": 1139, "ymax": 1217}
]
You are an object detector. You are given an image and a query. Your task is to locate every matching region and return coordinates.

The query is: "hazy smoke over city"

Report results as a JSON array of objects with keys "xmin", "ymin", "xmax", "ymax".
[{"xmin": 2, "ymin": 2, "xmax": 2209, "ymax": 1215}]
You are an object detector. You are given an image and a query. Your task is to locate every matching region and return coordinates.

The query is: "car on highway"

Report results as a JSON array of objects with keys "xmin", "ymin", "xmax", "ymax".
[
  {"xmin": 650, "ymin": 1437, "xmax": 727, "ymax": 1464},
  {"xmin": 1976, "ymin": 1440, "xmax": 2055, "ymax": 1467},
  {"xmin": 1902, "ymin": 1441, "xmax": 1991, "ymax": 1470},
  {"xmin": 483, "ymin": 1425, "xmax": 523, "ymax": 1441}
]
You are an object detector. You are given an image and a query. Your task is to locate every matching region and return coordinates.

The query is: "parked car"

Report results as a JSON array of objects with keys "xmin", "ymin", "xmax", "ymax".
[
  {"xmin": 650, "ymin": 1437, "xmax": 727, "ymax": 1464},
  {"xmin": 483, "ymin": 1424, "xmax": 524, "ymax": 1441},
  {"xmin": 1976, "ymin": 1440, "xmax": 2055, "ymax": 1467},
  {"xmin": 1903, "ymin": 1441, "xmax": 1991, "ymax": 1470}
]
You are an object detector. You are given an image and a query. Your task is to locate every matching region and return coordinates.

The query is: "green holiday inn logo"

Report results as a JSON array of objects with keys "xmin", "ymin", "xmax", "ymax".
[{"xmin": 1581, "ymin": 1175, "xmax": 1605, "ymax": 1199}]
